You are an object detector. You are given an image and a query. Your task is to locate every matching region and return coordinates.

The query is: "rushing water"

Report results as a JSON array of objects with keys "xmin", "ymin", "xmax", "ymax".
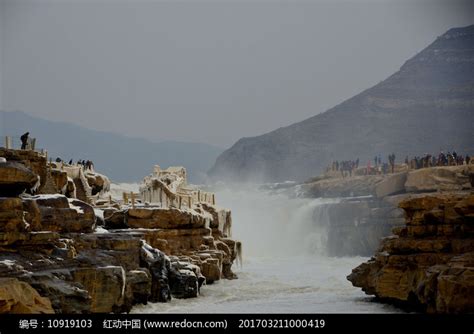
[{"xmin": 131, "ymin": 184, "xmax": 403, "ymax": 313}]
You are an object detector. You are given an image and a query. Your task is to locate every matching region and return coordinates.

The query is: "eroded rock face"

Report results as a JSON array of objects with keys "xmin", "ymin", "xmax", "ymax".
[
  {"xmin": 0, "ymin": 162, "xmax": 39, "ymax": 196},
  {"xmin": 347, "ymin": 192, "xmax": 474, "ymax": 313},
  {"xmin": 26, "ymin": 195, "xmax": 96, "ymax": 233},
  {"xmin": 0, "ymin": 149, "xmax": 47, "ymax": 193},
  {"xmin": 85, "ymin": 171, "xmax": 110, "ymax": 196},
  {"xmin": 73, "ymin": 266, "xmax": 127, "ymax": 313},
  {"xmin": 405, "ymin": 165, "xmax": 474, "ymax": 193},
  {"xmin": 50, "ymin": 169, "xmax": 69, "ymax": 194},
  {"xmin": 139, "ymin": 241, "xmax": 171, "ymax": 302},
  {"xmin": 128, "ymin": 207, "xmax": 210, "ymax": 229},
  {"xmin": 0, "ymin": 277, "xmax": 54, "ymax": 314},
  {"xmin": 300, "ymin": 175, "xmax": 383, "ymax": 198},
  {"xmin": 0, "ymin": 154, "xmax": 240, "ymax": 313}
]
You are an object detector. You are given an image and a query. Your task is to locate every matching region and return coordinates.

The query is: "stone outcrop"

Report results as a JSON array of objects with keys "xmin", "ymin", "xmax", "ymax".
[
  {"xmin": 300, "ymin": 175, "xmax": 383, "ymax": 198},
  {"xmin": 0, "ymin": 149, "xmax": 240, "ymax": 314},
  {"xmin": 127, "ymin": 207, "xmax": 210, "ymax": 229},
  {"xmin": 0, "ymin": 278, "xmax": 54, "ymax": 314},
  {"xmin": 405, "ymin": 165, "xmax": 474, "ymax": 193},
  {"xmin": 0, "ymin": 148, "xmax": 47, "ymax": 192},
  {"xmin": 375, "ymin": 172, "xmax": 407, "ymax": 198},
  {"xmin": 84, "ymin": 171, "xmax": 110, "ymax": 196},
  {"xmin": 299, "ymin": 165, "xmax": 474, "ymax": 257},
  {"xmin": 20, "ymin": 195, "xmax": 97, "ymax": 233},
  {"xmin": 0, "ymin": 161, "xmax": 39, "ymax": 196},
  {"xmin": 347, "ymin": 192, "xmax": 474, "ymax": 313}
]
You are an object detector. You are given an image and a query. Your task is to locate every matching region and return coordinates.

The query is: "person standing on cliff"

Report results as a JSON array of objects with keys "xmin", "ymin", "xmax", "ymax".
[
  {"xmin": 20, "ymin": 132, "xmax": 29, "ymax": 150},
  {"xmin": 388, "ymin": 153, "xmax": 396, "ymax": 173}
]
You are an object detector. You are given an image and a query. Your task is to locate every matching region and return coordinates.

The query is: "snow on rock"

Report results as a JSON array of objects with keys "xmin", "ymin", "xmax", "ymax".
[{"xmin": 68, "ymin": 199, "xmax": 84, "ymax": 214}]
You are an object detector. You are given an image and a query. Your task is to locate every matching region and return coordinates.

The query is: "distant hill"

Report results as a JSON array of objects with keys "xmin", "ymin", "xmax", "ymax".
[
  {"xmin": 209, "ymin": 25, "xmax": 474, "ymax": 182},
  {"xmin": 0, "ymin": 111, "xmax": 223, "ymax": 183}
]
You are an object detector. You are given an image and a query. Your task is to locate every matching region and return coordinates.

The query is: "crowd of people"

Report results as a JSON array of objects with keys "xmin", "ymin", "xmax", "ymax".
[
  {"xmin": 330, "ymin": 159, "xmax": 360, "ymax": 177},
  {"xmin": 55, "ymin": 157, "xmax": 95, "ymax": 170},
  {"xmin": 330, "ymin": 153, "xmax": 398, "ymax": 177},
  {"xmin": 329, "ymin": 150, "xmax": 472, "ymax": 178},
  {"xmin": 405, "ymin": 151, "xmax": 471, "ymax": 170}
]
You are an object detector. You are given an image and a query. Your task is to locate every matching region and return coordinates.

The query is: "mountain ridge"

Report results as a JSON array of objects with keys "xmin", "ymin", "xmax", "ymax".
[
  {"xmin": 209, "ymin": 24, "xmax": 474, "ymax": 182},
  {"xmin": 0, "ymin": 110, "xmax": 223, "ymax": 182}
]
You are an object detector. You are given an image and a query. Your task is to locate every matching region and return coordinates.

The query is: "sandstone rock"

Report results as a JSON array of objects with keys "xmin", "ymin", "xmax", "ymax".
[
  {"xmin": 348, "ymin": 192, "xmax": 474, "ymax": 313},
  {"xmin": 103, "ymin": 208, "xmax": 128, "ymax": 229},
  {"xmin": 169, "ymin": 262, "xmax": 200, "ymax": 298},
  {"xmin": 0, "ymin": 149, "xmax": 47, "ymax": 193},
  {"xmin": 85, "ymin": 171, "xmax": 110, "ymax": 196},
  {"xmin": 0, "ymin": 277, "xmax": 54, "ymax": 314},
  {"xmin": 301, "ymin": 175, "xmax": 383, "ymax": 198},
  {"xmin": 72, "ymin": 233, "xmax": 141, "ymax": 271},
  {"xmin": 201, "ymin": 203, "xmax": 232, "ymax": 236},
  {"xmin": 27, "ymin": 195, "xmax": 96, "ymax": 233},
  {"xmin": 405, "ymin": 165, "xmax": 474, "ymax": 193},
  {"xmin": 50, "ymin": 169, "xmax": 68, "ymax": 194},
  {"xmin": 22, "ymin": 198, "xmax": 42, "ymax": 231},
  {"xmin": 65, "ymin": 177, "xmax": 76, "ymax": 198},
  {"xmin": 128, "ymin": 207, "xmax": 210, "ymax": 229},
  {"xmin": 126, "ymin": 269, "xmax": 152, "ymax": 305},
  {"xmin": 26, "ymin": 271, "xmax": 91, "ymax": 314},
  {"xmin": 0, "ymin": 162, "xmax": 39, "ymax": 196},
  {"xmin": 139, "ymin": 241, "xmax": 171, "ymax": 303},
  {"xmin": 73, "ymin": 266, "xmax": 127, "ymax": 313},
  {"xmin": 200, "ymin": 259, "xmax": 221, "ymax": 284},
  {"xmin": 0, "ymin": 198, "xmax": 28, "ymax": 232},
  {"xmin": 375, "ymin": 172, "xmax": 407, "ymax": 198}
]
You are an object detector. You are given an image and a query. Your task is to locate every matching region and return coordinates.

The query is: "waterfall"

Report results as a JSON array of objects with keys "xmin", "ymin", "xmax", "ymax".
[{"xmin": 213, "ymin": 185, "xmax": 339, "ymax": 258}]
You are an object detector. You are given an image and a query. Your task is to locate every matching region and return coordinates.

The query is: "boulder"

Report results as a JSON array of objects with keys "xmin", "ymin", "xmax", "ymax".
[
  {"xmin": 50, "ymin": 169, "xmax": 68, "ymax": 194},
  {"xmin": 375, "ymin": 172, "xmax": 407, "ymax": 198},
  {"xmin": 126, "ymin": 269, "xmax": 152, "ymax": 305},
  {"xmin": 26, "ymin": 195, "xmax": 96, "ymax": 233},
  {"xmin": 0, "ymin": 277, "xmax": 54, "ymax": 314},
  {"xmin": 139, "ymin": 241, "xmax": 171, "ymax": 303},
  {"xmin": 0, "ymin": 149, "xmax": 47, "ymax": 193},
  {"xmin": 301, "ymin": 175, "xmax": 383, "ymax": 198},
  {"xmin": 0, "ymin": 198, "xmax": 28, "ymax": 232},
  {"xmin": 169, "ymin": 262, "xmax": 201, "ymax": 298},
  {"xmin": 72, "ymin": 266, "xmax": 127, "ymax": 313},
  {"xmin": 405, "ymin": 165, "xmax": 474, "ymax": 193},
  {"xmin": 103, "ymin": 208, "xmax": 128, "ymax": 229},
  {"xmin": 25, "ymin": 271, "xmax": 91, "ymax": 314},
  {"xmin": 0, "ymin": 162, "xmax": 39, "ymax": 196},
  {"xmin": 72, "ymin": 233, "xmax": 141, "ymax": 271},
  {"xmin": 128, "ymin": 207, "xmax": 210, "ymax": 229},
  {"xmin": 85, "ymin": 171, "xmax": 110, "ymax": 196}
]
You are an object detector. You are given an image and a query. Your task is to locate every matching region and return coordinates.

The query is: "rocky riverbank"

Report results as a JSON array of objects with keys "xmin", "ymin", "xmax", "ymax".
[
  {"xmin": 294, "ymin": 163, "xmax": 474, "ymax": 312},
  {"xmin": 347, "ymin": 192, "xmax": 474, "ymax": 313},
  {"xmin": 0, "ymin": 148, "xmax": 240, "ymax": 314},
  {"xmin": 298, "ymin": 164, "xmax": 474, "ymax": 257}
]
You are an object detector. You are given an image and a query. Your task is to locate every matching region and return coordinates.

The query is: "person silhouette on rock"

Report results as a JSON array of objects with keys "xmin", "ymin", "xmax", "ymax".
[{"xmin": 20, "ymin": 132, "xmax": 29, "ymax": 150}]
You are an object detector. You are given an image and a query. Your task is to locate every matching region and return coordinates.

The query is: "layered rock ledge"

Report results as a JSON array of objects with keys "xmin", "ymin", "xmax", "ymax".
[
  {"xmin": 298, "ymin": 164, "xmax": 473, "ymax": 256},
  {"xmin": 347, "ymin": 192, "xmax": 474, "ymax": 313},
  {"xmin": 0, "ymin": 149, "xmax": 240, "ymax": 314}
]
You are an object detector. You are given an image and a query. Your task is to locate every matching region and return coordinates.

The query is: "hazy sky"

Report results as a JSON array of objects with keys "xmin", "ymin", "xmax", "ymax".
[{"xmin": 1, "ymin": 0, "xmax": 473, "ymax": 147}]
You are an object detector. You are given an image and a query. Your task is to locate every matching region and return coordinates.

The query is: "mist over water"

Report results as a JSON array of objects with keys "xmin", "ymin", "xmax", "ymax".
[
  {"xmin": 214, "ymin": 185, "xmax": 338, "ymax": 258},
  {"xmin": 133, "ymin": 184, "xmax": 403, "ymax": 313}
]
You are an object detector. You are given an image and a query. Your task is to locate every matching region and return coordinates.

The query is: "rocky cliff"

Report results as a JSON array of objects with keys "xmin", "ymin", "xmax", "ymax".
[
  {"xmin": 299, "ymin": 164, "xmax": 474, "ymax": 257},
  {"xmin": 209, "ymin": 25, "xmax": 474, "ymax": 182},
  {"xmin": 0, "ymin": 149, "xmax": 240, "ymax": 314},
  {"xmin": 347, "ymin": 192, "xmax": 474, "ymax": 313}
]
